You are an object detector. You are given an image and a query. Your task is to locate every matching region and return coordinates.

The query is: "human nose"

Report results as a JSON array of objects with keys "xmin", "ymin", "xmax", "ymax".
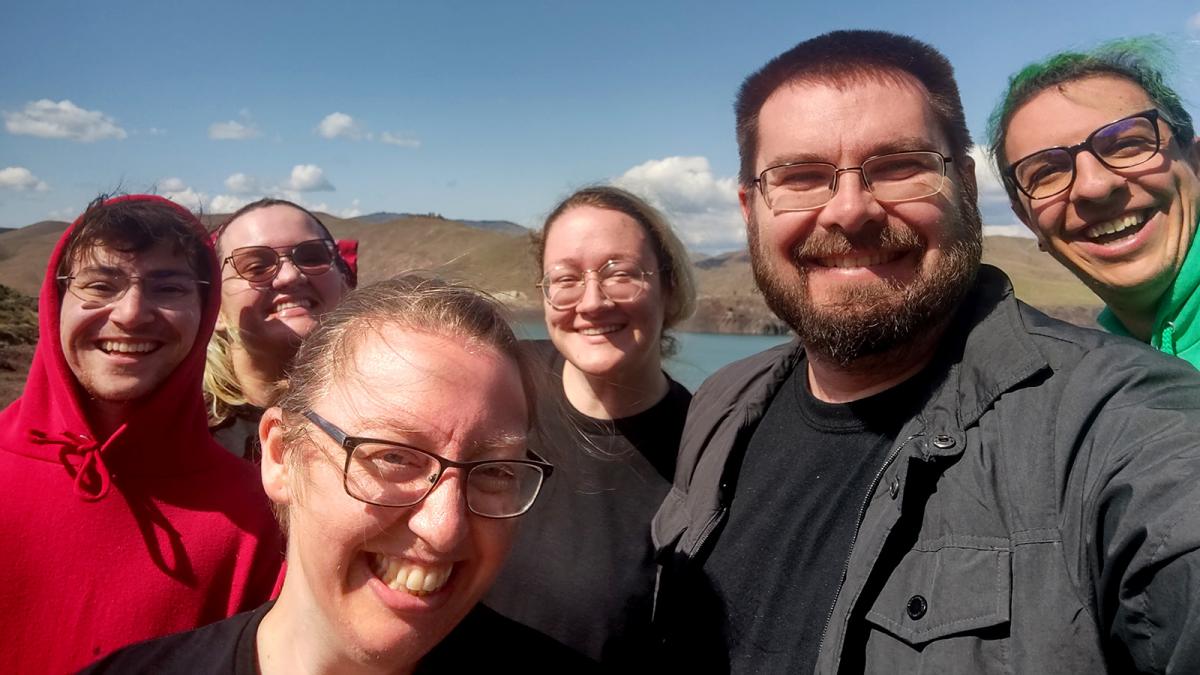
[
  {"xmin": 818, "ymin": 169, "xmax": 886, "ymax": 233},
  {"xmin": 572, "ymin": 272, "xmax": 613, "ymax": 313},
  {"xmin": 107, "ymin": 282, "xmax": 155, "ymax": 327},
  {"xmin": 406, "ymin": 470, "xmax": 471, "ymax": 553},
  {"xmin": 1068, "ymin": 149, "xmax": 1125, "ymax": 205},
  {"xmin": 271, "ymin": 255, "xmax": 304, "ymax": 287}
]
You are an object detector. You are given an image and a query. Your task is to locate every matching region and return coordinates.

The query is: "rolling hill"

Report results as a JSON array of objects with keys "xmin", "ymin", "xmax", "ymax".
[{"xmin": 0, "ymin": 213, "xmax": 1103, "ymax": 334}]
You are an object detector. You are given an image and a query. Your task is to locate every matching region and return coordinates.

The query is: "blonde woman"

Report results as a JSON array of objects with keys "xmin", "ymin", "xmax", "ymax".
[
  {"xmin": 205, "ymin": 198, "xmax": 351, "ymax": 458},
  {"xmin": 85, "ymin": 276, "xmax": 591, "ymax": 673}
]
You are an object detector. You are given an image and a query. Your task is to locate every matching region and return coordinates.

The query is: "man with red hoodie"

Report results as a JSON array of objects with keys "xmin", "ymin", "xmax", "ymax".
[{"xmin": 0, "ymin": 195, "xmax": 283, "ymax": 673}]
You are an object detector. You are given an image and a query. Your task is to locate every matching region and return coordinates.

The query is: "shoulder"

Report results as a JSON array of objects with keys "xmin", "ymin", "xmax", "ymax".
[
  {"xmin": 691, "ymin": 339, "xmax": 801, "ymax": 413},
  {"xmin": 79, "ymin": 603, "xmax": 269, "ymax": 675}
]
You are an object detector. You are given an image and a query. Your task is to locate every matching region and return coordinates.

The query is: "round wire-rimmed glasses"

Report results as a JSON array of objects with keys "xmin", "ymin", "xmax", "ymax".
[
  {"xmin": 1004, "ymin": 109, "xmax": 1164, "ymax": 200},
  {"xmin": 753, "ymin": 150, "xmax": 953, "ymax": 212},
  {"xmin": 56, "ymin": 271, "xmax": 209, "ymax": 309},
  {"xmin": 223, "ymin": 238, "xmax": 337, "ymax": 284},
  {"xmin": 303, "ymin": 410, "xmax": 553, "ymax": 519},
  {"xmin": 536, "ymin": 259, "xmax": 655, "ymax": 310}
]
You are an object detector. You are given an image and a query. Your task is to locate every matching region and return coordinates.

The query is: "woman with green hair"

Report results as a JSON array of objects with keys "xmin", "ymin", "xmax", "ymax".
[{"xmin": 989, "ymin": 38, "xmax": 1200, "ymax": 366}]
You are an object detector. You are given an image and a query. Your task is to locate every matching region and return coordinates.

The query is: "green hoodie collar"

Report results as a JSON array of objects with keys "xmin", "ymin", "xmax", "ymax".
[{"xmin": 1098, "ymin": 214, "xmax": 1200, "ymax": 368}]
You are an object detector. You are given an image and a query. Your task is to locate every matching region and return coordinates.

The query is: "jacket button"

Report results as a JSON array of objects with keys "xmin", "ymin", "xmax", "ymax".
[
  {"xmin": 932, "ymin": 435, "xmax": 956, "ymax": 449},
  {"xmin": 888, "ymin": 478, "xmax": 900, "ymax": 499},
  {"xmin": 906, "ymin": 595, "xmax": 928, "ymax": 620}
]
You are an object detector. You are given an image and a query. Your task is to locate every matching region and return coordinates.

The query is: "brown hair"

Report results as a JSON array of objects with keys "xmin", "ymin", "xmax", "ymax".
[
  {"xmin": 57, "ymin": 194, "xmax": 212, "ymax": 294},
  {"xmin": 735, "ymin": 30, "xmax": 973, "ymax": 187},
  {"xmin": 533, "ymin": 185, "xmax": 696, "ymax": 354}
]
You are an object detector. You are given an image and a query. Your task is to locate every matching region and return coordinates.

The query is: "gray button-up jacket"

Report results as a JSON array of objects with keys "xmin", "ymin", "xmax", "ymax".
[{"xmin": 653, "ymin": 266, "xmax": 1200, "ymax": 674}]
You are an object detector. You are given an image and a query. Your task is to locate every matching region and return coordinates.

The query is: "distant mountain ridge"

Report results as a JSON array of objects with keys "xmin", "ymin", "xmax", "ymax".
[{"xmin": 355, "ymin": 212, "xmax": 527, "ymax": 234}]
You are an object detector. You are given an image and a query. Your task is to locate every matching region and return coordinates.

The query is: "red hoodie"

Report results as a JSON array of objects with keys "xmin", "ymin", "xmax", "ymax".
[{"xmin": 0, "ymin": 196, "xmax": 284, "ymax": 673}]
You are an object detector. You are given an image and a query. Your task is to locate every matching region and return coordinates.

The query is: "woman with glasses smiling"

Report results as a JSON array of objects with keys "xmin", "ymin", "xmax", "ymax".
[
  {"xmin": 83, "ymin": 275, "xmax": 592, "ymax": 673},
  {"xmin": 204, "ymin": 198, "xmax": 352, "ymax": 458},
  {"xmin": 484, "ymin": 186, "xmax": 697, "ymax": 666}
]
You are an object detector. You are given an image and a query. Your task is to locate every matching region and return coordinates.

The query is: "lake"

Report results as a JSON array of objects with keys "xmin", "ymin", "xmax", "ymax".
[{"xmin": 515, "ymin": 322, "xmax": 794, "ymax": 392}]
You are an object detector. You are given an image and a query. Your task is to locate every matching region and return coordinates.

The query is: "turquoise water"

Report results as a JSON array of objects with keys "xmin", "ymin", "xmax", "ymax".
[{"xmin": 515, "ymin": 322, "xmax": 793, "ymax": 392}]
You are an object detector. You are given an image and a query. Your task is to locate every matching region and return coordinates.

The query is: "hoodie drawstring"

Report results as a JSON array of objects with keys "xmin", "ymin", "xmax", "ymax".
[{"xmin": 29, "ymin": 428, "xmax": 125, "ymax": 501}]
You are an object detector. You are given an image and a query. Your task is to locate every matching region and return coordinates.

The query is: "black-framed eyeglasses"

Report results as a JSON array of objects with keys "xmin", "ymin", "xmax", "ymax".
[
  {"xmin": 536, "ymin": 259, "xmax": 655, "ymax": 311},
  {"xmin": 753, "ymin": 150, "xmax": 953, "ymax": 212},
  {"xmin": 223, "ymin": 239, "xmax": 337, "ymax": 284},
  {"xmin": 1005, "ymin": 109, "xmax": 1164, "ymax": 200},
  {"xmin": 303, "ymin": 411, "xmax": 553, "ymax": 519},
  {"xmin": 57, "ymin": 271, "xmax": 209, "ymax": 309}
]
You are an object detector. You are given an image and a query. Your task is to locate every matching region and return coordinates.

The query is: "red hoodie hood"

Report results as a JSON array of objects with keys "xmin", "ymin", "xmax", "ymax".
[{"xmin": 0, "ymin": 195, "xmax": 224, "ymax": 500}]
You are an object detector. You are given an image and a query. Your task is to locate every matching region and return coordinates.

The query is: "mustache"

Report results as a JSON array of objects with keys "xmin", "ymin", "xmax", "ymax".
[{"xmin": 792, "ymin": 225, "xmax": 924, "ymax": 260}]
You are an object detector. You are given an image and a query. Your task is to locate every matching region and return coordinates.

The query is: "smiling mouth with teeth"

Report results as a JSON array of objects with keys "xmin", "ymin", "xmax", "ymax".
[
  {"xmin": 812, "ymin": 250, "xmax": 906, "ymax": 269},
  {"xmin": 578, "ymin": 325, "xmax": 622, "ymax": 336},
  {"xmin": 273, "ymin": 299, "xmax": 314, "ymax": 313},
  {"xmin": 1082, "ymin": 212, "xmax": 1147, "ymax": 242},
  {"xmin": 370, "ymin": 554, "xmax": 454, "ymax": 597},
  {"xmin": 98, "ymin": 340, "xmax": 159, "ymax": 354}
]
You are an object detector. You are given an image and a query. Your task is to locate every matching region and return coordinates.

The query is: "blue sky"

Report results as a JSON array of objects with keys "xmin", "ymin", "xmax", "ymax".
[{"xmin": 2, "ymin": 0, "xmax": 1198, "ymax": 253}]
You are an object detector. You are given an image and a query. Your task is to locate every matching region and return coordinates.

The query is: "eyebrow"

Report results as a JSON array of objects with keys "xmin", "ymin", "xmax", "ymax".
[
  {"xmin": 762, "ymin": 136, "xmax": 945, "ymax": 169},
  {"xmin": 357, "ymin": 421, "xmax": 528, "ymax": 460},
  {"xmin": 74, "ymin": 265, "xmax": 195, "ymax": 279}
]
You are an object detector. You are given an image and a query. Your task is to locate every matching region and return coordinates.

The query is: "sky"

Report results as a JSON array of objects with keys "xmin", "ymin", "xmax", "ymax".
[{"xmin": 2, "ymin": 1, "xmax": 1199, "ymax": 254}]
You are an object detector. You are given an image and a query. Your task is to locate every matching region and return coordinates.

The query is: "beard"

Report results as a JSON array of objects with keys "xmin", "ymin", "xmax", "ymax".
[{"xmin": 749, "ymin": 191, "xmax": 983, "ymax": 367}]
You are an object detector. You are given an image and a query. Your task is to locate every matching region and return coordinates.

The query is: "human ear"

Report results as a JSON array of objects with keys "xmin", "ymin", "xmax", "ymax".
[
  {"xmin": 260, "ymin": 406, "xmax": 293, "ymax": 506},
  {"xmin": 738, "ymin": 184, "xmax": 753, "ymax": 225}
]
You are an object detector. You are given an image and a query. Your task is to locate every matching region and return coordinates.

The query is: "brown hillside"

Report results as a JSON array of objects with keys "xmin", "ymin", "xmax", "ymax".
[
  {"xmin": 0, "ymin": 216, "xmax": 1103, "ymax": 330},
  {"xmin": 0, "ymin": 220, "xmax": 69, "ymax": 294}
]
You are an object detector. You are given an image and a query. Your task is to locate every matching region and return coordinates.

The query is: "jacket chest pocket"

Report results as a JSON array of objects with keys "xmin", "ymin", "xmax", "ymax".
[{"xmin": 862, "ymin": 539, "xmax": 1011, "ymax": 646}]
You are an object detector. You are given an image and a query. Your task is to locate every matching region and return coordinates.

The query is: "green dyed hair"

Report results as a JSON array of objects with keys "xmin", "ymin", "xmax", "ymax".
[{"xmin": 987, "ymin": 36, "xmax": 1195, "ymax": 201}]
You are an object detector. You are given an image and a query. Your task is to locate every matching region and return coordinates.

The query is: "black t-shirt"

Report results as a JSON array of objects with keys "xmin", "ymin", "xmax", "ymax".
[
  {"xmin": 484, "ymin": 340, "xmax": 691, "ymax": 666},
  {"xmin": 673, "ymin": 358, "xmax": 935, "ymax": 673},
  {"xmin": 79, "ymin": 601, "xmax": 595, "ymax": 674}
]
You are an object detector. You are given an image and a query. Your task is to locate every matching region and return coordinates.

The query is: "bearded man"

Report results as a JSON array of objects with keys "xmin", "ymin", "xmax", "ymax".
[{"xmin": 652, "ymin": 30, "xmax": 1200, "ymax": 674}]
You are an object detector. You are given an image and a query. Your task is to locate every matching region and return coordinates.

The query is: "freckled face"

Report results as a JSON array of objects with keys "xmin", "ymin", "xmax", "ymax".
[
  {"xmin": 541, "ymin": 205, "xmax": 667, "ymax": 379},
  {"xmin": 277, "ymin": 330, "xmax": 528, "ymax": 664},
  {"xmin": 217, "ymin": 205, "xmax": 347, "ymax": 359},
  {"xmin": 1004, "ymin": 75, "xmax": 1200, "ymax": 312}
]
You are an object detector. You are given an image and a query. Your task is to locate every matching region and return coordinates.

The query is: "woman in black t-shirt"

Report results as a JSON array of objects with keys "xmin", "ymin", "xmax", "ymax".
[{"xmin": 485, "ymin": 186, "xmax": 698, "ymax": 666}]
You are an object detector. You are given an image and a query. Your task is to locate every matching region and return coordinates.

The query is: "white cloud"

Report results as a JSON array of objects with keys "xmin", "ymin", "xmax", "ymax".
[
  {"xmin": 209, "ymin": 119, "xmax": 260, "ymax": 140},
  {"xmin": 0, "ymin": 166, "xmax": 49, "ymax": 191},
  {"xmin": 3, "ymin": 99, "xmax": 127, "ymax": 142},
  {"xmin": 968, "ymin": 144, "xmax": 1024, "ymax": 229},
  {"xmin": 158, "ymin": 178, "xmax": 207, "ymax": 211},
  {"xmin": 210, "ymin": 194, "xmax": 252, "ymax": 213},
  {"xmin": 380, "ymin": 131, "xmax": 421, "ymax": 148},
  {"xmin": 158, "ymin": 177, "xmax": 187, "ymax": 192},
  {"xmin": 612, "ymin": 156, "xmax": 744, "ymax": 253},
  {"xmin": 284, "ymin": 164, "xmax": 334, "ymax": 192},
  {"xmin": 338, "ymin": 199, "xmax": 362, "ymax": 218},
  {"xmin": 224, "ymin": 172, "xmax": 262, "ymax": 194},
  {"xmin": 317, "ymin": 112, "xmax": 365, "ymax": 140},
  {"xmin": 147, "ymin": 127, "xmax": 166, "ymax": 136}
]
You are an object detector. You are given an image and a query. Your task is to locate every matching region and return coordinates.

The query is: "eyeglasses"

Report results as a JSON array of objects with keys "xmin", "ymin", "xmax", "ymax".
[
  {"xmin": 753, "ymin": 150, "xmax": 953, "ymax": 212},
  {"xmin": 57, "ymin": 271, "xmax": 208, "ymax": 309},
  {"xmin": 536, "ymin": 260, "xmax": 654, "ymax": 310},
  {"xmin": 303, "ymin": 411, "xmax": 553, "ymax": 519},
  {"xmin": 1005, "ymin": 109, "xmax": 1164, "ymax": 200},
  {"xmin": 223, "ymin": 239, "xmax": 337, "ymax": 284}
]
